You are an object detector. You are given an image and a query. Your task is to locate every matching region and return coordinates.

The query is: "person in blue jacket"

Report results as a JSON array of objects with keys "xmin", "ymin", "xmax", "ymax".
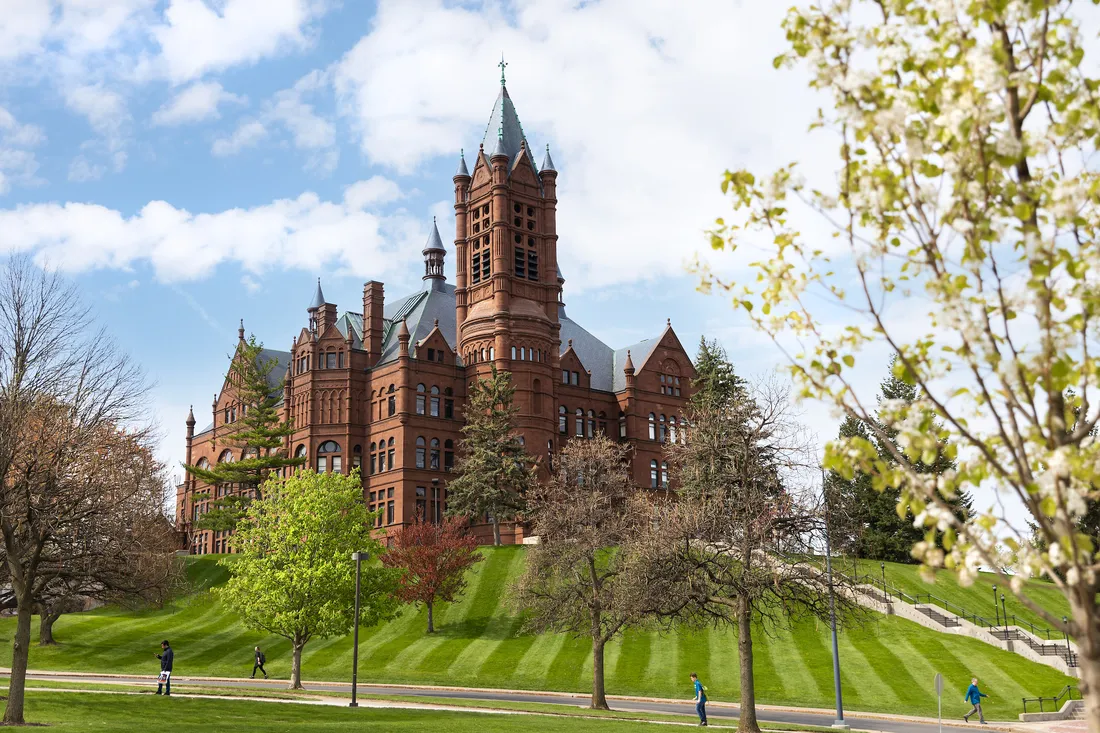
[
  {"xmin": 690, "ymin": 672, "xmax": 707, "ymax": 726},
  {"xmin": 964, "ymin": 678, "xmax": 988, "ymax": 724}
]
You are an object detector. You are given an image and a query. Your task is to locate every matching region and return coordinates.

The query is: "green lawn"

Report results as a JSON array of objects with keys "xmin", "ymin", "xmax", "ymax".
[
  {"xmin": 10, "ymin": 691, "xmax": 677, "ymax": 732},
  {"xmin": 0, "ymin": 549, "xmax": 1075, "ymax": 721},
  {"xmin": 852, "ymin": 559, "xmax": 1073, "ymax": 636}
]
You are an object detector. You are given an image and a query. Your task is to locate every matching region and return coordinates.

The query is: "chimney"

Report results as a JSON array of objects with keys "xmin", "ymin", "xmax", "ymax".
[
  {"xmin": 317, "ymin": 303, "xmax": 338, "ymax": 334},
  {"xmin": 363, "ymin": 281, "xmax": 384, "ymax": 364}
]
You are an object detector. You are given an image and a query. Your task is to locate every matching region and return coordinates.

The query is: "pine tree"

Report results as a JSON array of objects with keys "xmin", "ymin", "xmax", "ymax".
[
  {"xmin": 445, "ymin": 367, "xmax": 535, "ymax": 545},
  {"xmin": 827, "ymin": 356, "xmax": 972, "ymax": 563},
  {"xmin": 689, "ymin": 337, "xmax": 746, "ymax": 412},
  {"xmin": 186, "ymin": 335, "xmax": 303, "ymax": 532}
]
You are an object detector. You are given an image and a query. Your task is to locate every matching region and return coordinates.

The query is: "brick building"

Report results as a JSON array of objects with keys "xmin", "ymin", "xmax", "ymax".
[{"xmin": 176, "ymin": 75, "xmax": 694, "ymax": 553}]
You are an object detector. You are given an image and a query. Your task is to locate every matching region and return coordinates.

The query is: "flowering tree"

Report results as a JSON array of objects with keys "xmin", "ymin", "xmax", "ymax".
[
  {"xmin": 381, "ymin": 517, "xmax": 482, "ymax": 634},
  {"xmin": 703, "ymin": 0, "xmax": 1100, "ymax": 725}
]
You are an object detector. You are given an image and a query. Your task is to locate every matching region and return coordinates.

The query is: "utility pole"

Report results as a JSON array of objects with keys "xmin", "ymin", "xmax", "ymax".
[
  {"xmin": 822, "ymin": 469, "xmax": 848, "ymax": 729},
  {"xmin": 349, "ymin": 551, "xmax": 369, "ymax": 708}
]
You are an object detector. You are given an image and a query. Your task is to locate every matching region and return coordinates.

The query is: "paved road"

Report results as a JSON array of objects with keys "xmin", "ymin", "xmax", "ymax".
[{"xmin": 9, "ymin": 671, "xmax": 999, "ymax": 733}]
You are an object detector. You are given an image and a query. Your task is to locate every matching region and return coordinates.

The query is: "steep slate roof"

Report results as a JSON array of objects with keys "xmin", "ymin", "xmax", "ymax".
[
  {"xmin": 481, "ymin": 85, "xmax": 529, "ymax": 168},
  {"xmin": 309, "ymin": 280, "xmax": 326, "ymax": 310},
  {"xmin": 194, "ymin": 347, "xmax": 290, "ymax": 437}
]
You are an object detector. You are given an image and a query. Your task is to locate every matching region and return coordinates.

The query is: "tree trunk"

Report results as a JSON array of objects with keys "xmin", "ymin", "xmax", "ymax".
[
  {"xmin": 737, "ymin": 597, "xmax": 760, "ymax": 733},
  {"xmin": 39, "ymin": 609, "xmax": 61, "ymax": 646},
  {"xmin": 4, "ymin": 601, "xmax": 33, "ymax": 724},
  {"xmin": 492, "ymin": 517, "xmax": 501, "ymax": 546},
  {"xmin": 1072, "ymin": 598, "xmax": 1100, "ymax": 733},
  {"xmin": 289, "ymin": 639, "xmax": 305, "ymax": 690},
  {"xmin": 591, "ymin": 637, "xmax": 610, "ymax": 710},
  {"xmin": 427, "ymin": 601, "xmax": 435, "ymax": 633}
]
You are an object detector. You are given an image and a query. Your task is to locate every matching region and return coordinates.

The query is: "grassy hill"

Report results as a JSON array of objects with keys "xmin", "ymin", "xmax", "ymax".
[
  {"xmin": 0, "ymin": 548, "xmax": 1075, "ymax": 721},
  {"xmin": 858, "ymin": 560, "xmax": 1072, "ymax": 636}
]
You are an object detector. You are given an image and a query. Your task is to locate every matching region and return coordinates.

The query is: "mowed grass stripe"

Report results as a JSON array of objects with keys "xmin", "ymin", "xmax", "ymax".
[{"xmin": 0, "ymin": 553, "xmax": 1077, "ymax": 720}]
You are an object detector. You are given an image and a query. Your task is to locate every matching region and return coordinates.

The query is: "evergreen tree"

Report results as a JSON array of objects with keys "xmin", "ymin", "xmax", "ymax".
[
  {"xmin": 186, "ymin": 335, "xmax": 303, "ymax": 532},
  {"xmin": 690, "ymin": 337, "xmax": 746, "ymax": 412},
  {"xmin": 445, "ymin": 367, "xmax": 534, "ymax": 545},
  {"xmin": 827, "ymin": 356, "xmax": 972, "ymax": 563}
]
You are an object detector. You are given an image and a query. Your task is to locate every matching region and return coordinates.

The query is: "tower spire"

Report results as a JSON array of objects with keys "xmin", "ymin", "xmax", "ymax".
[
  {"xmin": 422, "ymin": 216, "xmax": 447, "ymax": 289},
  {"xmin": 498, "ymin": 54, "xmax": 508, "ymax": 86}
]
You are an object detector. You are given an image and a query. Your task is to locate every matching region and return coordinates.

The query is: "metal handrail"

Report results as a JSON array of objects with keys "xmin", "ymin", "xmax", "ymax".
[{"xmin": 1022, "ymin": 685, "xmax": 1079, "ymax": 713}]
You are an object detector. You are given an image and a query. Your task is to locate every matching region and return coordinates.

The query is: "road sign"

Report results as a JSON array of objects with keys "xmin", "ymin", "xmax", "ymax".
[{"xmin": 934, "ymin": 673, "xmax": 944, "ymax": 733}]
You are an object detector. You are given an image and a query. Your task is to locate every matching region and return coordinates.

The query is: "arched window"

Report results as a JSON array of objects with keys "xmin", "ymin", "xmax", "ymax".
[
  {"xmin": 481, "ymin": 348, "xmax": 486, "ymax": 361},
  {"xmin": 430, "ymin": 386, "xmax": 440, "ymax": 417},
  {"xmin": 444, "ymin": 387, "xmax": 454, "ymax": 419},
  {"xmin": 416, "ymin": 437, "xmax": 426, "ymax": 469},
  {"xmin": 326, "ymin": 350, "xmax": 337, "ymax": 370},
  {"xmin": 650, "ymin": 460, "xmax": 658, "ymax": 488},
  {"xmin": 388, "ymin": 384, "xmax": 396, "ymax": 416},
  {"xmin": 444, "ymin": 439, "xmax": 455, "ymax": 471},
  {"xmin": 659, "ymin": 415, "xmax": 667, "ymax": 443},
  {"xmin": 387, "ymin": 437, "xmax": 396, "ymax": 470},
  {"xmin": 511, "ymin": 346, "xmax": 517, "ymax": 359},
  {"xmin": 416, "ymin": 384, "xmax": 426, "ymax": 415},
  {"xmin": 430, "ymin": 438, "xmax": 440, "ymax": 470},
  {"xmin": 295, "ymin": 444, "xmax": 307, "ymax": 462},
  {"xmin": 648, "ymin": 413, "xmax": 656, "ymax": 441},
  {"xmin": 669, "ymin": 416, "xmax": 678, "ymax": 444},
  {"xmin": 317, "ymin": 441, "xmax": 341, "ymax": 473},
  {"xmin": 218, "ymin": 449, "xmax": 235, "ymax": 463},
  {"xmin": 196, "ymin": 458, "xmax": 210, "ymax": 470},
  {"xmin": 489, "ymin": 347, "xmax": 495, "ymax": 360},
  {"xmin": 598, "ymin": 411, "xmax": 607, "ymax": 436},
  {"xmin": 369, "ymin": 442, "xmax": 377, "ymax": 475},
  {"xmin": 353, "ymin": 444, "xmax": 362, "ymax": 470},
  {"xmin": 575, "ymin": 408, "xmax": 583, "ymax": 437},
  {"xmin": 661, "ymin": 461, "xmax": 669, "ymax": 489},
  {"xmin": 619, "ymin": 412, "xmax": 627, "ymax": 439},
  {"xmin": 520, "ymin": 347, "xmax": 526, "ymax": 360},
  {"xmin": 587, "ymin": 410, "xmax": 595, "ymax": 438},
  {"xmin": 559, "ymin": 406, "xmax": 567, "ymax": 434},
  {"xmin": 377, "ymin": 440, "xmax": 387, "ymax": 472}
]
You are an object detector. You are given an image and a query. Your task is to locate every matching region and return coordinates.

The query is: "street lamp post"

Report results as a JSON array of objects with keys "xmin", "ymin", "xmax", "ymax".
[
  {"xmin": 1063, "ymin": 616, "xmax": 1073, "ymax": 665},
  {"xmin": 349, "ymin": 551, "xmax": 369, "ymax": 708},
  {"xmin": 1000, "ymin": 593, "xmax": 1007, "ymax": 629},
  {"xmin": 821, "ymin": 470, "xmax": 848, "ymax": 730},
  {"xmin": 992, "ymin": 585, "xmax": 999, "ymax": 627},
  {"xmin": 880, "ymin": 562, "xmax": 887, "ymax": 601}
]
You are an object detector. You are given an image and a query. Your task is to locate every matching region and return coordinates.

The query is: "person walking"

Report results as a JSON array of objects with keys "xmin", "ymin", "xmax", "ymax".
[
  {"xmin": 251, "ymin": 646, "xmax": 268, "ymax": 679},
  {"xmin": 155, "ymin": 640, "xmax": 174, "ymax": 696},
  {"xmin": 964, "ymin": 678, "xmax": 988, "ymax": 724},
  {"xmin": 690, "ymin": 672, "xmax": 708, "ymax": 727}
]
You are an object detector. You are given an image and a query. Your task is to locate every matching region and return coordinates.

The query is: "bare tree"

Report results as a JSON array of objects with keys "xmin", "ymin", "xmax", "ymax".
[
  {"xmin": 0, "ymin": 257, "xmax": 152, "ymax": 724},
  {"xmin": 512, "ymin": 435, "xmax": 660, "ymax": 710},
  {"xmin": 646, "ymin": 376, "xmax": 863, "ymax": 733}
]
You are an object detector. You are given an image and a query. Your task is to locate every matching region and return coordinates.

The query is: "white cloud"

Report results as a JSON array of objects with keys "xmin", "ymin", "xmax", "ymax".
[
  {"xmin": 0, "ymin": 106, "xmax": 45, "ymax": 194},
  {"xmin": 214, "ymin": 69, "xmax": 338, "ymax": 173},
  {"xmin": 0, "ymin": 179, "xmax": 425, "ymax": 284},
  {"xmin": 0, "ymin": 3, "xmax": 52, "ymax": 61},
  {"xmin": 152, "ymin": 81, "xmax": 246, "ymax": 126},
  {"xmin": 67, "ymin": 156, "xmax": 105, "ymax": 183},
  {"xmin": 332, "ymin": 0, "xmax": 830, "ymax": 291},
  {"xmin": 65, "ymin": 84, "xmax": 129, "ymax": 139},
  {"xmin": 344, "ymin": 176, "xmax": 402, "ymax": 209},
  {"xmin": 240, "ymin": 274, "xmax": 261, "ymax": 293},
  {"xmin": 211, "ymin": 120, "xmax": 267, "ymax": 156},
  {"xmin": 151, "ymin": 0, "xmax": 331, "ymax": 84}
]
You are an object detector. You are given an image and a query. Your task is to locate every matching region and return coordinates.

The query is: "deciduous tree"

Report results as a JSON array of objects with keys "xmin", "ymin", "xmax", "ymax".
[
  {"xmin": 220, "ymin": 469, "xmax": 399, "ymax": 689},
  {"xmin": 703, "ymin": 1, "xmax": 1100, "ymax": 727},
  {"xmin": 0, "ymin": 257, "xmax": 156, "ymax": 724},
  {"xmin": 512, "ymin": 435, "xmax": 658, "ymax": 710},
  {"xmin": 381, "ymin": 517, "xmax": 482, "ymax": 633},
  {"xmin": 446, "ymin": 367, "xmax": 534, "ymax": 545}
]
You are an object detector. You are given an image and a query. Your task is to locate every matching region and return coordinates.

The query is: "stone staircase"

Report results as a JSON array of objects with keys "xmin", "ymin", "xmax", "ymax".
[{"xmin": 847, "ymin": 581, "xmax": 1079, "ymax": 677}]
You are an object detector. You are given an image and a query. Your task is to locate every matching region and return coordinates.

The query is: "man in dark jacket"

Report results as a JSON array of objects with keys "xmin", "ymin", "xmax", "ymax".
[
  {"xmin": 251, "ymin": 646, "xmax": 268, "ymax": 679},
  {"xmin": 156, "ymin": 640, "xmax": 173, "ymax": 696}
]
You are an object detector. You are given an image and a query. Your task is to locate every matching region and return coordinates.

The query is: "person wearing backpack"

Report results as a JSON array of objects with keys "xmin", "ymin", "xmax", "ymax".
[
  {"xmin": 690, "ymin": 672, "xmax": 708, "ymax": 726},
  {"xmin": 251, "ymin": 646, "xmax": 268, "ymax": 679}
]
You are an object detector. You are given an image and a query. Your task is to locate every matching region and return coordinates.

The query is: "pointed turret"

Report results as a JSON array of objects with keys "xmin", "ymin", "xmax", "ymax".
[
  {"xmin": 186, "ymin": 405, "xmax": 196, "ymax": 428},
  {"xmin": 398, "ymin": 318, "xmax": 411, "ymax": 359},
  {"xmin": 238, "ymin": 318, "xmax": 245, "ymax": 342},
  {"xmin": 455, "ymin": 149, "xmax": 470, "ymax": 178},
  {"xmin": 308, "ymin": 278, "xmax": 325, "ymax": 311},
  {"xmin": 541, "ymin": 144, "xmax": 556, "ymax": 173},
  {"xmin": 423, "ymin": 217, "xmax": 447, "ymax": 288},
  {"xmin": 490, "ymin": 130, "xmax": 508, "ymax": 160}
]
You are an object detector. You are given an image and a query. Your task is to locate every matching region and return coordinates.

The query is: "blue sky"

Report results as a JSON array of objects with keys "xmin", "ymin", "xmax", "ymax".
[{"xmin": 3, "ymin": 1, "xmax": 840, "ymax": 483}]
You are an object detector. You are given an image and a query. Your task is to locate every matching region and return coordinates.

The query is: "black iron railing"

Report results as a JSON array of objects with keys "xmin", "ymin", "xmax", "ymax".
[{"xmin": 1023, "ymin": 685, "xmax": 1079, "ymax": 713}]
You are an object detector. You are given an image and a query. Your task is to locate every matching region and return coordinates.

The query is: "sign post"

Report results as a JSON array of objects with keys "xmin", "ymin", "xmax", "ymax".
[{"xmin": 934, "ymin": 673, "xmax": 944, "ymax": 733}]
